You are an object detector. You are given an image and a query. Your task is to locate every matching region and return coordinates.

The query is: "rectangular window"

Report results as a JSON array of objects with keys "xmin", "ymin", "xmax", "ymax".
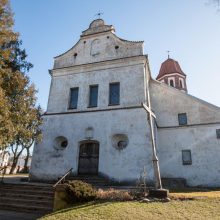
[
  {"xmin": 216, "ymin": 129, "xmax": 220, "ymax": 139},
  {"xmin": 69, "ymin": 87, "xmax": 79, "ymax": 109},
  {"xmin": 109, "ymin": 82, "xmax": 120, "ymax": 105},
  {"xmin": 178, "ymin": 113, "xmax": 187, "ymax": 125},
  {"xmin": 182, "ymin": 150, "xmax": 192, "ymax": 165},
  {"xmin": 89, "ymin": 85, "xmax": 98, "ymax": 107}
]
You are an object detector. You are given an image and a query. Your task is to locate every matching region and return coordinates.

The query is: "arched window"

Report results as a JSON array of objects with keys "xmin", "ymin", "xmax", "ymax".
[{"xmin": 170, "ymin": 79, "xmax": 174, "ymax": 87}]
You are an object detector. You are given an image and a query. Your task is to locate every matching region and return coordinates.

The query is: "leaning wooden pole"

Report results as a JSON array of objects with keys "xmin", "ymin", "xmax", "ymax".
[
  {"xmin": 142, "ymin": 102, "xmax": 162, "ymax": 189},
  {"xmin": 142, "ymin": 60, "xmax": 168, "ymax": 198}
]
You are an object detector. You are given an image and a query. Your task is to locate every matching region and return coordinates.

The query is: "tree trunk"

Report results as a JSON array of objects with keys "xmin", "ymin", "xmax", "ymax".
[
  {"xmin": 9, "ymin": 145, "xmax": 23, "ymax": 174},
  {"xmin": 23, "ymin": 147, "xmax": 30, "ymax": 173},
  {"xmin": 1, "ymin": 149, "xmax": 6, "ymax": 167},
  {"xmin": 9, "ymin": 156, "xmax": 19, "ymax": 174}
]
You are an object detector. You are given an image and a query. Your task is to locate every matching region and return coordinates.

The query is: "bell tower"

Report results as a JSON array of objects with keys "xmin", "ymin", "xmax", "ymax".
[{"xmin": 156, "ymin": 57, "xmax": 187, "ymax": 93}]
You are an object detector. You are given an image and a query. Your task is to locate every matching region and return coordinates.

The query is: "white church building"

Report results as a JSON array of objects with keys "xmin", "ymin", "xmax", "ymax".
[{"xmin": 30, "ymin": 19, "xmax": 220, "ymax": 187}]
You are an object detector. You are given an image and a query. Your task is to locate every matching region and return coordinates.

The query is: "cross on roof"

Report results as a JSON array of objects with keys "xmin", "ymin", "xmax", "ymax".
[
  {"xmin": 166, "ymin": 50, "xmax": 171, "ymax": 59},
  {"xmin": 95, "ymin": 10, "xmax": 104, "ymax": 19}
]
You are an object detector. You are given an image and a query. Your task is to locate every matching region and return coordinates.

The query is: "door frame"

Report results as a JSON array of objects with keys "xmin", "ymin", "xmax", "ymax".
[{"xmin": 77, "ymin": 140, "xmax": 100, "ymax": 175}]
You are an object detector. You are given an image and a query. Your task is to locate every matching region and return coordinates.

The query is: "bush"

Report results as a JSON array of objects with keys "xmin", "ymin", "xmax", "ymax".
[
  {"xmin": 97, "ymin": 188, "xmax": 133, "ymax": 201},
  {"xmin": 65, "ymin": 180, "xmax": 97, "ymax": 203}
]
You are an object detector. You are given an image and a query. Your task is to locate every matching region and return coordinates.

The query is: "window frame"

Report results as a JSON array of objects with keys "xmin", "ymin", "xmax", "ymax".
[
  {"xmin": 179, "ymin": 78, "xmax": 184, "ymax": 89},
  {"xmin": 216, "ymin": 129, "xmax": 220, "ymax": 139},
  {"xmin": 168, "ymin": 77, "xmax": 175, "ymax": 87},
  {"xmin": 182, "ymin": 150, "xmax": 192, "ymax": 165},
  {"xmin": 109, "ymin": 82, "xmax": 120, "ymax": 106},
  {"xmin": 88, "ymin": 84, "xmax": 98, "ymax": 108},
  {"xmin": 178, "ymin": 113, "xmax": 187, "ymax": 126},
  {"xmin": 68, "ymin": 87, "xmax": 79, "ymax": 109}
]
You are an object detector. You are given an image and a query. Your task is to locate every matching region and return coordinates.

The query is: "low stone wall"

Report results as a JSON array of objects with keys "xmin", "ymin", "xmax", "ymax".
[{"xmin": 53, "ymin": 184, "xmax": 69, "ymax": 211}]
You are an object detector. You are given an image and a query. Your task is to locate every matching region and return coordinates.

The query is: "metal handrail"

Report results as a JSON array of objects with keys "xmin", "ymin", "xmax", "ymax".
[{"xmin": 53, "ymin": 168, "xmax": 73, "ymax": 188}]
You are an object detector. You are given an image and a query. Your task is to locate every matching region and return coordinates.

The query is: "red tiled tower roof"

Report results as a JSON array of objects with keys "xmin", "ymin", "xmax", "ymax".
[{"xmin": 156, "ymin": 58, "xmax": 186, "ymax": 80}]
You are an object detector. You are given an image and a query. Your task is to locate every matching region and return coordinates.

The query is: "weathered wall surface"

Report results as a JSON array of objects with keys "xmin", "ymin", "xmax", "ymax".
[
  {"xmin": 30, "ymin": 19, "xmax": 151, "ymax": 183},
  {"xmin": 150, "ymin": 80, "xmax": 220, "ymax": 186},
  {"xmin": 31, "ymin": 18, "xmax": 220, "ymax": 187},
  {"xmin": 30, "ymin": 109, "xmax": 154, "ymax": 183},
  {"xmin": 158, "ymin": 125, "xmax": 220, "ymax": 186},
  {"xmin": 150, "ymin": 80, "xmax": 220, "ymax": 126},
  {"xmin": 47, "ymin": 60, "xmax": 147, "ymax": 114},
  {"xmin": 53, "ymin": 20, "xmax": 143, "ymax": 69}
]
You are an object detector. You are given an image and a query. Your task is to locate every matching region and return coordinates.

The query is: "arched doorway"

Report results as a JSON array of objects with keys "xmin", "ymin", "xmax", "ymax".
[{"xmin": 78, "ymin": 141, "xmax": 99, "ymax": 175}]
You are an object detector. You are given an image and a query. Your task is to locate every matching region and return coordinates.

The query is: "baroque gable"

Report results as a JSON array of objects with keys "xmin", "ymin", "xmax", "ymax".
[{"xmin": 53, "ymin": 19, "xmax": 144, "ymax": 69}]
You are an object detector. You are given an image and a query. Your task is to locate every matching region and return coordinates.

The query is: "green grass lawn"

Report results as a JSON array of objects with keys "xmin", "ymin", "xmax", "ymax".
[{"xmin": 41, "ymin": 197, "xmax": 220, "ymax": 220}]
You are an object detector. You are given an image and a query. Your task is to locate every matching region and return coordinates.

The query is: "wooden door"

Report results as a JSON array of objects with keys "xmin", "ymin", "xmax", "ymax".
[{"xmin": 78, "ymin": 142, "xmax": 99, "ymax": 175}]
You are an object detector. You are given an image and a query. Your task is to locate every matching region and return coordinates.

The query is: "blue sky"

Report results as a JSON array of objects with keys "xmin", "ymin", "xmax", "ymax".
[{"xmin": 10, "ymin": 0, "xmax": 220, "ymax": 109}]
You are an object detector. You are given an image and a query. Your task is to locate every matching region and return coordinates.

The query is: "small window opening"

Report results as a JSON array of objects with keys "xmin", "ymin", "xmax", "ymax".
[
  {"xmin": 117, "ymin": 141, "xmax": 127, "ymax": 150},
  {"xmin": 182, "ymin": 150, "xmax": 192, "ymax": 165},
  {"xmin": 109, "ymin": 82, "xmax": 120, "ymax": 105},
  {"xmin": 69, "ymin": 87, "xmax": 79, "ymax": 109},
  {"xmin": 107, "ymin": 36, "xmax": 110, "ymax": 39},
  {"xmin": 74, "ymin": 53, "xmax": 78, "ymax": 58},
  {"xmin": 216, "ymin": 129, "xmax": 220, "ymax": 139},
  {"xmin": 61, "ymin": 140, "xmax": 68, "ymax": 148},
  {"xmin": 83, "ymin": 41, "xmax": 86, "ymax": 44},
  {"xmin": 170, "ymin": 79, "xmax": 174, "ymax": 87},
  {"xmin": 54, "ymin": 136, "xmax": 68, "ymax": 150},
  {"xmin": 115, "ymin": 45, "xmax": 119, "ymax": 50},
  {"xmin": 89, "ymin": 85, "xmax": 98, "ymax": 108},
  {"xmin": 178, "ymin": 113, "xmax": 187, "ymax": 125}
]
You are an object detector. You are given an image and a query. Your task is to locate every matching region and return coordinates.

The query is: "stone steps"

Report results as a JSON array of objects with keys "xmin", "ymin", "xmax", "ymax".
[
  {"xmin": 0, "ymin": 192, "xmax": 53, "ymax": 202},
  {"xmin": 0, "ymin": 188, "xmax": 54, "ymax": 196},
  {"xmin": 0, "ymin": 183, "xmax": 54, "ymax": 214},
  {"xmin": 0, "ymin": 202, "xmax": 52, "ymax": 213}
]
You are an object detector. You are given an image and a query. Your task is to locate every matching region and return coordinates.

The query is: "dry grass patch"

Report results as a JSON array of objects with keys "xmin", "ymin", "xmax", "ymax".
[
  {"xmin": 41, "ymin": 199, "xmax": 220, "ymax": 220},
  {"xmin": 45, "ymin": 188, "xmax": 220, "ymax": 220},
  {"xmin": 170, "ymin": 188, "xmax": 220, "ymax": 200},
  {"xmin": 97, "ymin": 188, "xmax": 133, "ymax": 201}
]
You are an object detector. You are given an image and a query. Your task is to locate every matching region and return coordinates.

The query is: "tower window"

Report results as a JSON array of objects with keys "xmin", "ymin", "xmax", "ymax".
[
  {"xmin": 89, "ymin": 85, "xmax": 98, "ymax": 107},
  {"xmin": 170, "ymin": 79, "xmax": 174, "ymax": 87},
  {"xmin": 178, "ymin": 113, "xmax": 187, "ymax": 125},
  {"xmin": 109, "ymin": 82, "xmax": 120, "ymax": 105},
  {"xmin": 179, "ymin": 78, "xmax": 184, "ymax": 89},
  {"xmin": 182, "ymin": 150, "xmax": 192, "ymax": 165},
  {"xmin": 168, "ymin": 77, "xmax": 175, "ymax": 87},
  {"xmin": 69, "ymin": 87, "xmax": 79, "ymax": 109}
]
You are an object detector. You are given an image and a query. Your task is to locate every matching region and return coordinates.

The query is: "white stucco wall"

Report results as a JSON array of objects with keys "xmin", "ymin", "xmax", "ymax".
[
  {"xmin": 47, "ymin": 60, "xmax": 147, "ymax": 114},
  {"xmin": 30, "ymin": 18, "xmax": 220, "ymax": 187},
  {"xmin": 158, "ymin": 125, "xmax": 220, "ymax": 187},
  {"xmin": 30, "ymin": 19, "xmax": 152, "ymax": 183},
  {"xmin": 150, "ymin": 80, "xmax": 220, "ymax": 186},
  {"xmin": 30, "ymin": 109, "xmax": 154, "ymax": 183},
  {"xmin": 150, "ymin": 80, "xmax": 220, "ymax": 126},
  {"xmin": 53, "ymin": 31, "xmax": 143, "ymax": 69}
]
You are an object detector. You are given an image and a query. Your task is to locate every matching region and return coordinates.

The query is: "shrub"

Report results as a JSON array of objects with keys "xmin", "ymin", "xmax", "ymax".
[
  {"xmin": 97, "ymin": 188, "xmax": 133, "ymax": 201},
  {"xmin": 65, "ymin": 180, "xmax": 97, "ymax": 203}
]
